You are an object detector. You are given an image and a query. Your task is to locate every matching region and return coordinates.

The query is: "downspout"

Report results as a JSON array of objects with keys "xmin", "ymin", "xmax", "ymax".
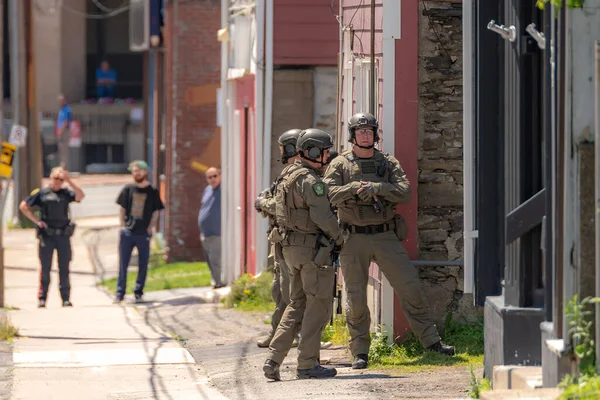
[
  {"xmin": 370, "ymin": 0, "xmax": 375, "ymax": 114},
  {"xmin": 594, "ymin": 39, "xmax": 600, "ymax": 373},
  {"xmin": 254, "ymin": 0, "xmax": 266, "ymax": 273},
  {"xmin": 335, "ymin": 0, "xmax": 343, "ymax": 148},
  {"xmin": 258, "ymin": 0, "xmax": 273, "ymax": 272},
  {"xmin": 462, "ymin": 0, "xmax": 475, "ymax": 295},
  {"xmin": 543, "ymin": 0, "xmax": 554, "ymax": 324},
  {"xmin": 220, "ymin": 0, "xmax": 230, "ymax": 284}
]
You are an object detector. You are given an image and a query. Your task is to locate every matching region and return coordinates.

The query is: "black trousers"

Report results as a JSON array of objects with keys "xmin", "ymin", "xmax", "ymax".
[{"xmin": 38, "ymin": 235, "xmax": 72, "ymax": 301}]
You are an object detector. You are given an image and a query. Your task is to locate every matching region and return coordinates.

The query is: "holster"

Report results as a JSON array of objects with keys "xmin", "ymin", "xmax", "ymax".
[
  {"xmin": 393, "ymin": 214, "xmax": 408, "ymax": 241},
  {"xmin": 313, "ymin": 235, "xmax": 335, "ymax": 267}
]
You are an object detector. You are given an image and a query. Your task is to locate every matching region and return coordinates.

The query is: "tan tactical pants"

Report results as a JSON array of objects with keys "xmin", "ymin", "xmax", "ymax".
[
  {"xmin": 269, "ymin": 242, "xmax": 291, "ymax": 334},
  {"xmin": 268, "ymin": 244, "xmax": 334, "ymax": 370},
  {"xmin": 340, "ymin": 230, "xmax": 441, "ymax": 356}
]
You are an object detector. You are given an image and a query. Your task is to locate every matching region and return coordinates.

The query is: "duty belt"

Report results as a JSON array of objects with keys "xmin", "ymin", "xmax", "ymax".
[
  {"xmin": 44, "ymin": 227, "xmax": 68, "ymax": 236},
  {"xmin": 342, "ymin": 222, "xmax": 394, "ymax": 235},
  {"xmin": 283, "ymin": 231, "xmax": 319, "ymax": 247}
]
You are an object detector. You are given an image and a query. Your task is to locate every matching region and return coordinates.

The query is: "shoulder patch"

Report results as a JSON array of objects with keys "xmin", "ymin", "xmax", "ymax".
[
  {"xmin": 29, "ymin": 188, "xmax": 40, "ymax": 196},
  {"xmin": 312, "ymin": 182, "xmax": 325, "ymax": 197}
]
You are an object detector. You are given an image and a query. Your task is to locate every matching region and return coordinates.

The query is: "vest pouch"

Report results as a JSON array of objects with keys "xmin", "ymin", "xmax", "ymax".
[
  {"xmin": 268, "ymin": 226, "xmax": 285, "ymax": 243},
  {"xmin": 313, "ymin": 236, "xmax": 334, "ymax": 267},
  {"xmin": 393, "ymin": 214, "xmax": 408, "ymax": 241}
]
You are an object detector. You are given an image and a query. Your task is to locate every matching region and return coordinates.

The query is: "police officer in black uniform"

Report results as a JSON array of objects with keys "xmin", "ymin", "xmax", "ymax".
[{"xmin": 19, "ymin": 167, "xmax": 85, "ymax": 308}]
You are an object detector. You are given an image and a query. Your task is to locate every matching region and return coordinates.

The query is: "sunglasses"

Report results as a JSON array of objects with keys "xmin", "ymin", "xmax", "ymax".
[
  {"xmin": 207, "ymin": 175, "xmax": 218, "ymax": 179},
  {"xmin": 52, "ymin": 177, "xmax": 64, "ymax": 181}
]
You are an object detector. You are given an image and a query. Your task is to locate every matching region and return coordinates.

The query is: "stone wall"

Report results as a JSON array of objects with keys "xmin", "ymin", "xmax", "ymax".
[{"xmin": 417, "ymin": 1, "xmax": 479, "ymax": 323}]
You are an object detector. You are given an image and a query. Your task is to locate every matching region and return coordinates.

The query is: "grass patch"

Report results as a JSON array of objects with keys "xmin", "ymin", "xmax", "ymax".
[
  {"xmin": 99, "ymin": 261, "xmax": 212, "ymax": 294},
  {"xmin": 0, "ymin": 315, "xmax": 19, "ymax": 342},
  {"xmin": 560, "ymin": 374, "xmax": 600, "ymax": 399},
  {"xmin": 8, "ymin": 210, "xmax": 39, "ymax": 230},
  {"xmin": 368, "ymin": 315, "xmax": 484, "ymax": 373},
  {"xmin": 467, "ymin": 364, "xmax": 491, "ymax": 398},
  {"xmin": 321, "ymin": 315, "xmax": 351, "ymax": 346},
  {"xmin": 224, "ymin": 273, "xmax": 275, "ymax": 313}
]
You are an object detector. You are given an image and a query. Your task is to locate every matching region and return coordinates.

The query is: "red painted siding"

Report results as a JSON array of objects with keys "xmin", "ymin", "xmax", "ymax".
[
  {"xmin": 393, "ymin": 0, "xmax": 419, "ymax": 341},
  {"xmin": 340, "ymin": 0, "xmax": 419, "ymax": 341},
  {"xmin": 234, "ymin": 75, "xmax": 257, "ymax": 276},
  {"xmin": 274, "ymin": 0, "xmax": 339, "ymax": 66}
]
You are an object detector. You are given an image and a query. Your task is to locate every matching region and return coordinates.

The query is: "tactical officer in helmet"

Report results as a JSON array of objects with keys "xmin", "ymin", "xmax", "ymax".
[
  {"xmin": 255, "ymin": 128, "xmax": 302, "ymax": 348},
  {"xmin": 263, "ymin": 128, "xmax": 345, "ymax": 381},
  {"xmin": 19, "ymin": 167, "xmax": 85, "ymax": 308},
  {"xmin": 324, "ymin": 112, "xmax": 455, "ymax": 370}
]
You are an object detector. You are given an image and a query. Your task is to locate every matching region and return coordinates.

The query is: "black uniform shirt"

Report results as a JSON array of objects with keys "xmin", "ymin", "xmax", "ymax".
[{"xmin": 25, "ymin": 187, "xmax": 76, "ymax": 229}]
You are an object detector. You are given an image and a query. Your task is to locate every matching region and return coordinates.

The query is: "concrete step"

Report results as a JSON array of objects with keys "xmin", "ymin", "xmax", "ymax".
[
  {"xmin": 493, "ymin": 365, "xmax": 527, "ymax": 390},
  {"xmin": 512, "ymin": 367, "xmax": 543, "ymax": 390},
  {"xmin": 480, "ymin": 388, "xmax": 561, "ymax": 400}
]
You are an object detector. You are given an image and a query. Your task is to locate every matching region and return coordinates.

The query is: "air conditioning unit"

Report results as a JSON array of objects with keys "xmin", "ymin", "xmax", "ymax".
[{"xmin": 130, "ymin": 0, "xmax": 150, "ymax": 52}]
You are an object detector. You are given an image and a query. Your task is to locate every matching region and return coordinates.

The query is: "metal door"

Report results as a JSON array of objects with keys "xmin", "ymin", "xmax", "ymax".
[{"xmin": 476, "ymin": 0, "xmax": 547, "ymax": 308}]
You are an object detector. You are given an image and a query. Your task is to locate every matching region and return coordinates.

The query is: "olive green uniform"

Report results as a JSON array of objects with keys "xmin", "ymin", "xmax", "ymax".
[
  {"xmin": 256, "ymin": 191, "xmax": 291, "ymax": 336},
  {"xmin": 323, "ymin": 149, "xmax": 441, "ymax": 356},
  {"xmin": 267, "ymin": 160, "xmax": 343, "ymax": 370}
]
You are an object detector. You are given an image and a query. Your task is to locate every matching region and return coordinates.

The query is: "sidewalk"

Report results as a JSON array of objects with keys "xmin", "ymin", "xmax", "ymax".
[{"xmin": 3, "ymin": 222, "xmax": 228, "ymax": 399}]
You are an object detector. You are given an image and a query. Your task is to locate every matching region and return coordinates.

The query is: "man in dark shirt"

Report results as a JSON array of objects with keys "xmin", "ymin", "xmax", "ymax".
[
  {"xmin": 198, "ymin": 167, "xmax": 223, "ymax": 289},
  {"xmin": 19, "ymin": 167, "xmax": 85, "ymax": 308},
  {"xmin": 114, "ymin": 160, "xmax": 164, "ymax": 303}
]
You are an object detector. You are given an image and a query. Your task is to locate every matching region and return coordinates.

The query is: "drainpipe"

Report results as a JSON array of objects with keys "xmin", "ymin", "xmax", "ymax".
[
  {"xmin": 258, "ymin": 0, "xmax": 274, "ymax": 272},
  {"xmin": 462, "ymin": 0, "xmax": 475, "ymax": 295},
  {"xmin": 220, "ymin": 0, "xmax": 230, "ymax": 284},
  {"xmin": 543, "ymin": 0, "xmax": 554, "ymax": 325},
  {"xmin": 370, "ymin": 0, "xmax": 375, "ymax": 114},
  {"xmin": 594, "ymin": 39, "xmax": 600, "ymax": 373}
]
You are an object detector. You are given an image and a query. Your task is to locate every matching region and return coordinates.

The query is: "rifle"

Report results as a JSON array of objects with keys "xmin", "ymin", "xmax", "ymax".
[{"xmin": 331, "ymin": 253, "xmax": 342, "ymax": 325}]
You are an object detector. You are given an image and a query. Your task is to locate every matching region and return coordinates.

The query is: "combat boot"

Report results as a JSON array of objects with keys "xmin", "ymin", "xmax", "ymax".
[
  {"xmin": 352, "ymin": 354, "xmax": 368, "ymax": 369},
  {"xmin": 297, "ymin": 365, "xmax": 337, "ymax": 379},
  {"xmin": 257, "ymin": 334, "xmax": 273, "ymax": 348},
  {"xmin": 427, "ymin": 341, "xmax": 456, "ymax": 356},
  {"xmin": 263, "ymin": 359, "xmax": 281, "ymax": 381}
]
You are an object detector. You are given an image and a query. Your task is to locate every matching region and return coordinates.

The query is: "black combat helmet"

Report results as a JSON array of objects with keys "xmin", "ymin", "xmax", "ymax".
[
  {"xmin": 348, "ymin": 112, "xmax": 379, "ymax": 146},
  {"xmin": 278, "ymin": 129, "xmax": 302, "ymax": 164},
  {"xmin": 296, "ymin": 128, "xmax": 334, "ymax": 165}
]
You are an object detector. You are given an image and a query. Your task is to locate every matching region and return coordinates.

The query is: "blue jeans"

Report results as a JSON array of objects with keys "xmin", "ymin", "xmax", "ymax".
[
  {"xmin": 116, "ymin": 230, "xmax": 150, "ymax": 298},
  {"xmin": 97, "ymin": 85, "xmax": 115, "ymax": 98}
]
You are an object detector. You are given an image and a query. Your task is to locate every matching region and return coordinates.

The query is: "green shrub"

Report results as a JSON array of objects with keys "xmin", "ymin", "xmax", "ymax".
[{"xmin": 224, "ymin": 272, "xmax": 274, "ymax": 312}]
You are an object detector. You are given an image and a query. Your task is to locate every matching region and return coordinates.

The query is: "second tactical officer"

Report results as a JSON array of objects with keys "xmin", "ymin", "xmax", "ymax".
[
  {"xmin": 255, "ymin": 128, "xmax": 302, "ymax": 348},
  {"xmin": 263, "ymin": 129, "xmax": 345, "ymax": 381},
  {"xmin": 19, "ymin": 167, "xmax": 85, "ymax": 308},
  {"xmin": 324, "ymin": 112, "xmax": 455, "ymax": 370}
]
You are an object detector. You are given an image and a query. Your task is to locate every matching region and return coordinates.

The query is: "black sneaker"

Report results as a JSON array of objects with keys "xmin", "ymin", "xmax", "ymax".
[
  {"xmin": 297, "ymin": 365, "xmax": 337, "ymax": 379},
  {"xmin": 352, "ymin": 354, "xmax": 368, "ymax": 369},
  {"xmin": 113, "ymin": 296, "xmax": 124, "ymax": 304},
  {"xmin": 62, "ymin": 300, "xmax": 73, "ymax": 307},
  {"xmin": 134, "ymin": 294, "xmax": 144, "ymax": 303},
  {"xmin": 263, "ymin": 359, "xmax": 281, "ymax": 381},
  {"xmin": 427, "ymin": 341, "xmax": 456, "ymax": 356},
  {"xmin": 38, "ymin": 299, "xmax": 46, "ymax": 308}
]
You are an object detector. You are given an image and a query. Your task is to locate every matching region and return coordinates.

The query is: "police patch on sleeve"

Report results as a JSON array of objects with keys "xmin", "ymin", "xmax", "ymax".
[
  {"xmin": 30, "ymin": 188, "xmax": 40, "ymax": 196},
  {"xmin": 312, "ymin": 182, "xmax": 325, "ymax": 196}
]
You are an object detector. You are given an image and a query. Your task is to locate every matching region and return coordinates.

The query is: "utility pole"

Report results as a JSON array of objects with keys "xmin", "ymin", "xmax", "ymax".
[
  {"xmin": 25, "ymin": 0, "xmax": 41, "ymax": 195},
  {"xmin": 0, "ymin": 0, "xmax": 5, "ymax": 307},
  {"xmin": 9, "ymin": 0, "xmax": 39, "ymax": 225},
  {"xmin": 9, "ymin": 0, "xmax": 26, "ymax": 224}
]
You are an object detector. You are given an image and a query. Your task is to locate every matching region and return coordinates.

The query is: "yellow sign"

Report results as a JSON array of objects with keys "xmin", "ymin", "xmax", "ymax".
[{"xmin": 0, "ymin": 142, "xmax": 17, "ymax": 179}]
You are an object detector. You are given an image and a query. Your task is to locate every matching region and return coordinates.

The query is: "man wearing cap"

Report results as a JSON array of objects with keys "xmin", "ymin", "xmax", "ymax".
[{"xmin": 114, "ymin": 160, "xmax": 164, "ymax": 303}]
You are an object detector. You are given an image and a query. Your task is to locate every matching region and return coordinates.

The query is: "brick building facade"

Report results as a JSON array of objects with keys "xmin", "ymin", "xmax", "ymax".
[{"xmin": 163, "ymin": 0, "xmax": 222, "ymax": 261}]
